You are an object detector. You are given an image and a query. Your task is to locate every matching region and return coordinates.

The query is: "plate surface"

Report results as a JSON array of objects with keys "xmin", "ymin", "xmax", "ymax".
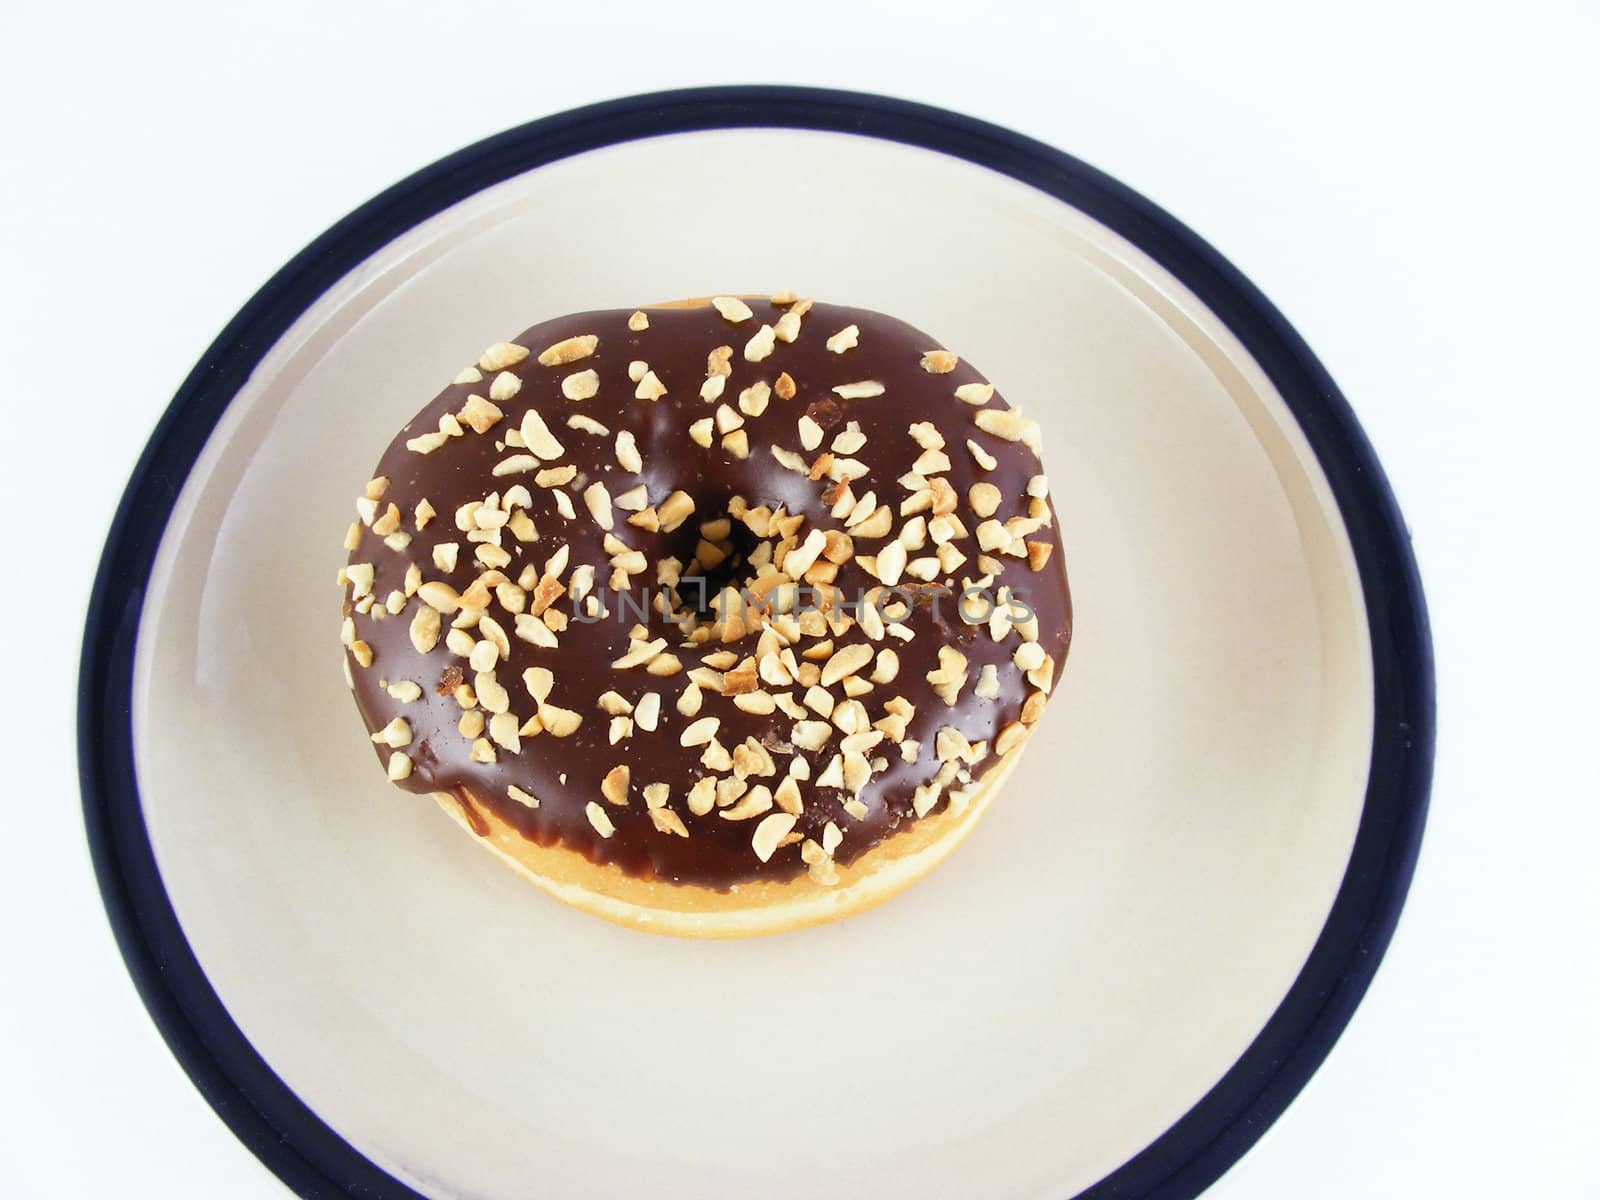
[{"xmin": 79, "ymin": 87, "xmax": 1433, "ymax": 1200}]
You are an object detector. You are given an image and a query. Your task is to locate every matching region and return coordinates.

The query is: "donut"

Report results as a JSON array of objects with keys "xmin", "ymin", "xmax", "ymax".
[{"xmin": 338, "ymin": 294, "xmax": 1072, "ymax": 938}]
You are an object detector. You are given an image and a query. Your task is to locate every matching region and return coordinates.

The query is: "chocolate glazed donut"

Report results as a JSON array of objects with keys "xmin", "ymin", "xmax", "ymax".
[{"xmin": 338, "ymin": 294, "xmax": 1071, "ymax": 937}]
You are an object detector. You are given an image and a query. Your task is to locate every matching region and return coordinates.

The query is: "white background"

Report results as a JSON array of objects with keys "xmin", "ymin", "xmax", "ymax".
[{"xmin": 2, "ymin": 2, "xmax": 1595, "ymax": 1197}]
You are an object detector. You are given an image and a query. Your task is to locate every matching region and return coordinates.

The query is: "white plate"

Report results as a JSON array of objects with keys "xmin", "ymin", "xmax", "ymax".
[{"xmin": 80, "ymin": 87, "xmax": 1433, "ymax": 1200}]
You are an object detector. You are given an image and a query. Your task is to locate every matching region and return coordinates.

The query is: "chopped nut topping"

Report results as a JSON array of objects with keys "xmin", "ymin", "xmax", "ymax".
[
  {"xmin": 535, "ymin": 465, "xmax": 577, "ymax": 488},
  {"xmin": 474, "ymin": 543, "xmax": 511, "ymax": 569},
  {"xmin": 582, "ymin": 481, "xmax": 614, "ymax": 529},
  {"xmin": 489, "ymin": 371, "xmax": 522, "ymax": 402},
  {"xmin": 508, "ymin": 784, "xmax": 539, "ymax": 808},
  {"xmin": 541, "ymin": 705, "xmax": 583, "ymax": 737},
  {"xmin": 601, "ymin": 764, "xmax": 630, "ymax": 806},
  {"xmin": 613, "ymin": 484, "xmax": 649, "ymax": 512},
  {"xmin": 969, "ymin": 482, "xmax": 1002, "ymax": 518},
  {"xmin": 648, "ymin": 807, "xmax": 688, "ymax": 837},
  {"xmin": 611, "ymin": 429, "xmax": 643, "ymax": 473},
  {"xmin": 479, "ymin": 342, "xmax": 530, "ymax": 371},
  {"xmin": 974, "ymin": 405, "xmax": 1042, "ymax": 451},
  {"xmin": 995, "ymin": 722, "xmax": 1029, "ymax": 757},
  {"xmin": 926, "ymin": 646, "xmax": 969, "ymax": 706},
  {"xmin": 847, "ymin": 505, "xmax": 892, "ymax": 539},
  {"xmin": 656, "ymin": 490, "xmax": 696, "ymax": 532},
  {"xmin": 519, "ymin": 408, "xmax": 565, "ymax": 459},
  {"xmin": 431, "ymin": 542, "xmax": 460, "ymax": 573},
  {"xmin": 689, "ymin": 417, "xmax": 714, "ymax": 447},
  {"xmin": 612, "ymin": 636, "xmax": 668, "ymax": 670},
  {"xmin": 409, "ymin": 606, "xmax": 441, "ymax": 653},
  {"xmin": 679, "ymin": 777, "xmax": 714, "ymax": 816},
  {"xmin": 820, "ymin": 643, "xmax": 874, "ymax": 687},
  {"xmin": 770, "ymin": 445, "xmax": 807, "ymax": 473},
  {"xmin": 387, "ymin": 752, "xmax": 412, "ymax": 781},
  {"xmin": 713, "ymin": 296, "xmax": 754, "ymax": 323},
  {"xmin": 831, "ymin": 424, "xmax": 867, "ymax": 455},
  {"xmin": 459, "ymin": 394, "xmax": 503, "ymax": 434},
  {"xmin": 976, "ymin": 519, "xmax": 1011, "ymax": 553},
  {"xmin": 677, "ymin": 681, "xmax": 703, "ymax": 717},
  {"xmin": 744, "ymin": 324, "xmax": 777, "ymax": 362},
  {"xmin": 738, "ymin": 380, "xmax": 771, "ymax": 417},
  {"xmin": 776, "ymin": 528, "xmax": 823, "ymax": 580},
  {"xmin": 1021, "ymin": 690, "xmax": 1048, "ymax": 725},
  {"xmin": 751, "ymin": 812, "xmax": 798, "ymax": 861},
  {"xmin": 489, "ymin": 711, "xmax": 522, "ymax": 753},
  {"xmin": 371, "ymin": 716, "xmax": 412, "ymax": 748},
  {"xmin": 825, "ymin": 325, "xmax": 859, "ymax": 354},
  {"xmin": 385, "ymin": 680, "xmax": 423, "ymax": 703},
  {"xmin": 512, "ymin": 612, "xmax": 558, "ymax": 648},
  {"xmin": 346, "ymin": 563, "xmax": 375, "ymax": 599},
  {"xmin": 831, "ymin": 380, "xmax": 884, "ymax": 399},
  {"xmin": 774, "ymin": 371, "xmax": 797, "ymax": 400},
  {"xmin": 680, "ymin": 716, "xmax": 721, "ymax": 747},
  {"xmin": 733, "ymin": 691, "xmax": 776, "ymax": 715},
  {"xmin": 537, "ymin": 334, "xmax": 598, "ymax": 366},
  {"xmin": 492, "ymin": 454, "xmax": 538, "ymax": 477},
  {"xmin": 418, "ymin": 580, "xmax": 462, "ymax": 613},
  {"xmin": 975, "ymin": 663, "xmax": 1001, "ymax": 700},
  {"xmin": 597, "ymin": 690, "xmax": 633, "ymax": 716},
  {"xmin": 635, "ymin": 369, "xmax": 668, "ymax": 401},
  {"xmin": 585, "ymin": 801, "xmax": 616, "ymax": 837},
  {"xmin": 632, "ymin": 782, "xmax": 668, "ymax": 811},
  {"xmin": 561, "ymin": 368, "xmax": 600, "ymax": 400},
  {"xmin": 920, "ymin": 350, "xmax": 959, "ymax": 373},
  {"xmin": 722, "ymin": 785, "xmax": 774, "ymax": 822},
  {"xmin": 475, "ymin": 671, "xmax": 510, "ymax": 714},
  {"xmin": 872, "ymin": 539, "xmax": 907, "ymax": 586},
  {"xmin": 797, "ymin": 414, "xmax": 823, "ymax": 451},
  {"xmin": 955, "ymin": 382, "xmax": 994, "ymax": 405},
  {"xmin": 627, "ymin": 310, "xmax": 650, "ymax": 331},
  {"xmin": 792, "ymin": 720, "xmax": 833, "ymax": 751},
  {"xmin": 966, "ymin": 439, "xmax": 998, "ymax": 470},
  {"xmin": 468, "ymin": 640, "xmax": 499, "ymax": 672},
  {"xmin": 630, "ymin": 691, "xmax": 660, "ymax": 732}
]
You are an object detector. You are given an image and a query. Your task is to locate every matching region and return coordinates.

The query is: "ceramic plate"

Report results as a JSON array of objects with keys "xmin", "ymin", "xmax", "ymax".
[{"xmin": 78, "ymin": 86, "xmax": 1433, "ymax": 1200}]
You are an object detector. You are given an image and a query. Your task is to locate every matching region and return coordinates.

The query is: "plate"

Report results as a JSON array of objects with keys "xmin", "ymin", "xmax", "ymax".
[{"xmin": 78, "ymin": 86, "xmax": 1433, "ymax": 1200}]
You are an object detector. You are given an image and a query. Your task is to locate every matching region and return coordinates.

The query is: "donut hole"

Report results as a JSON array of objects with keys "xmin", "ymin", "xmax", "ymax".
[
  {"xmin": 653, "ymin": 487, "xmax": 864, "ymax": 646},
  {"xmin": 671, "ymin": 502, "xmax": 769, "ymax": 641}
]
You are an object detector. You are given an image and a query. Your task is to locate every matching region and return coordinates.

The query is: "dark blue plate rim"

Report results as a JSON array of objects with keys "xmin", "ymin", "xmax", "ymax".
[{"xmin": 77, "ymin": 84, "xmax": 1434, "ymax": 1200}]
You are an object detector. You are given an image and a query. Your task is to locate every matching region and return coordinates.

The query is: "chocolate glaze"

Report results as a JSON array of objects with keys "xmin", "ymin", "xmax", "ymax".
[{"xmin": 343, "ymin": 299, "xmax": 1071, "ymax": 889}]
